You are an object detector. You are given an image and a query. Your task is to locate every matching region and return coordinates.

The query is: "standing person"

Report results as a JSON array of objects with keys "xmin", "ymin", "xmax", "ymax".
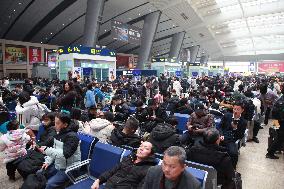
[
  {"xmin": 38, "ymin": 113, "xmax": 81, "ymax": 189},
  {"xmin": 142, "ymin": 146, "xmax": 201, "ymax": 189},
  {"xmin": 57, "ymin": 81, "xmax": 78, "ymax": 112},
  {"xmin": 266, "ymin": 87, "xmax": 284, "ymax": 159},
  {"xmin": 142, "ymin": 79, "xmax": 153, "ymax": 104},
  {"xmin": 159, "ymin": 74, "xmax": 169, "ymax": 97},
  {"xmin": 258, "ymin": 84, "xmax": 278, "ymax": 126},
  {"xmin": 172, "ymin": 77, "xmax": 182, "ymax": 98},
  {"xmin": 85, "ymin": 83, "xmax": 96, "ymax": 109}
]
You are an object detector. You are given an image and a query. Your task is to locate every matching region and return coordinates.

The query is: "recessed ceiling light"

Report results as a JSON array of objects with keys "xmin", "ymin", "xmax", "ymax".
[
  {"xmin": 40, "ymin": 42, "xmax": 43, "ymax": 44},
  {"xmin": 13, "ymin": 9, "xmax": 16, "ymax": 12},
  {"xmin": 18, "ymin": 2, "xmax": 22, "ymax": 5},
  {"xmin": 62, "ymin": 23, "xmax": 65, "ymax": 26},
  {"xmin": 45, "ymin": 37, "xmax": 48, "ymax": 40},
  {"xmin": 149, "ymin": 9, "xmax": 151, "ymax": 12},
  {"xmin": 8, "ymin": 15, "xmax": 11, "ymax": 18},
  {"xmin": 173, "ymin": 25, "xmax": 175, "ymax": 27},
  {"xmin": 138, "ymin": 13, "xmax": 141, "ymax": 16},
  {"xmin": 50, "ymin": 32, "xmax": 53, "ymax": 35}
]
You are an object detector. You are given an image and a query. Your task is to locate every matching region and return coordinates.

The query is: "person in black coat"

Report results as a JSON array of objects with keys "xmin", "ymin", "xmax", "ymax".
[
  {"xmin": 175, "ymin": 98, "xmax": 194, "ymax": 115},
  {"xmin": 148, "ymin": 121, "xmax": 180, "ymax": 154},
  {"xmin": 91, "ymin": 141, "xmax": 157, "ymax": 189},
  {"xmin": 37, "ymin": 112, "xmax": 56, "ymax": 147},
  {"xmin": 140, "ymin": 99, "xmax": 168, "ymax": 124},
  {"xmin": 110, "ymin": 116, "xmax": 141, "ymax": 148},
  {"xmin": 110, "ymin": 95, "xmax": 130, "ymax": 122},
  {"xmin": 141, "ymin": 79, "xmax": 154, "ymax": 103},
  {"xmin": 187, "ymin": 128, "xmax": 235, "ymax": 189},
  {"xmin": 219, "ymin": 101, "xmax": 247, "ymax": 169},
  {"xmin": 57, "ymin": 81, "xmax": 78, "ymax": 112}
]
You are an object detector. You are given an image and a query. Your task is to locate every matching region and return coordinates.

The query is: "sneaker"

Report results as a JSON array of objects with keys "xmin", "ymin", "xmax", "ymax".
[
  {"xmin": 247, "ymin": 139, "xmax": 253, "ymax": 142},
  {"xmin": 259, "ymin": 126, "xmax": 264, "ymax": 129},
  {"xmin": 265, "ymin": 153, "xmax": 279, "ymax": 159},
  {"xmin": 253, "ymin": 137, "xmax": 259, "ymax": 143}
]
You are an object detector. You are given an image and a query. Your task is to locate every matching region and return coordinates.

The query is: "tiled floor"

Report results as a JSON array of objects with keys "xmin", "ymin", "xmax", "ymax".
[
  {"xmin": 0, "ymin": 122, "xmax": 283, "ymax": 189},
  {"xmin": 237, "ymin": 123, "xmax": 284, "ymax": 189}
]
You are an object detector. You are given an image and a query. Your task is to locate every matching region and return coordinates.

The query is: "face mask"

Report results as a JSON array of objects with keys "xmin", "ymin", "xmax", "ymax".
[{"xmin": 42, "ymin": 121, "xmax": 50, "ymax": 126}]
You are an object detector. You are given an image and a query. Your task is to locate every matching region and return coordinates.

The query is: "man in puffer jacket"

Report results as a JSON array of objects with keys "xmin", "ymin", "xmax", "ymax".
[
  {"xmin": 148, "ymin": 123, "xmax": 180, "ymax": 154},
  {"xmin": 83, "ymin": 113, "xmax": 115, "ymax": 143},
  {"xmin": 38, "ymin": 113, "xmax": 81, "ymax": 189},
  {"xmin": 110, "ymin": 116, "xmax": 141, "ymax": 148}
]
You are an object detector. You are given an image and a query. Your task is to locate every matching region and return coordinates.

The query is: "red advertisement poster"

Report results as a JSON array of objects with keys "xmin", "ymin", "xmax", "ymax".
[
  {"xmin": 258, "ymin": 62, "xmax": 284, "ymax": 73},
  {"xmin": 5, "ymin": 45, "xmax": 27, "ymax": 64},
  {"xmin": 29, "ymin": 47, "xmax": 42, "ymax": 64}
]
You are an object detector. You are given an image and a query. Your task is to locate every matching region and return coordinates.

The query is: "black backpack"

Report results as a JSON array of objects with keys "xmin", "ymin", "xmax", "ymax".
[
  {"xmin": 272, "ymin": 96, "xmax": 284, "ymax": 121},
  {"xmin": 20, "ymin": 169, "xmax": 47, "ymax": 189}
]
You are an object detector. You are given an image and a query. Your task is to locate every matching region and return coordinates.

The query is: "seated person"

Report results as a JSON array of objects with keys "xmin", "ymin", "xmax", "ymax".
[
  {"xmin": 83, "ymin": 112, "xmax": 115, "ymax": 143},
  {"xmin": 110, "ymin": 116, "xmax": 141, "ymax": 148},
  {"xmin": 142, "ymin": 146, "xmax": 201, "ymax": 189},
  {"xmin": 91, "ymin": 141, "xmax": 157, "ymax": 189},
  {"xmin": 220, "ymin": 92, "xmax": 234, "ymax": 112},
  {"xmin": 38, "ymin": 113, "xmax": 81, "ymax": 189},
  {"xmin": 37, "ymin": 112, "xmax": 57, "ymax": 147},
  {"xmin": 148, "ymin": 117, "xmax": 180, "ymax": 154},
  {"xmin": 140, "ymin": 99, "xmax": 168, "ymax": 124},
  {"xmin": 110, "ymin": 95, "xmax": 130, "ymax": 122},
  {"xmin": 219, "ymin": 101, "xmax": 247, "ymax": 169},
  {"xmin": 175, "ymin": 98, "xmax": 193, "ymax": 115},
  {"xmin": 0, "ymin": 120, "xmax": 31, "ymax": 180},
  {"xmin": 181, "ymin": 103, "xmax": 213, "ymax": 144},
  {"xmin": 187, "ymin": 128, "xmax": 235, "ymax": 188}
]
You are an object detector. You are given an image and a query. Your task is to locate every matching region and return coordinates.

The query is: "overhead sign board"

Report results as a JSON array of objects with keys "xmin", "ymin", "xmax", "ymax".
[
  {"xmin": 57, "ymin": 46, "xmax": 116, "ymax": 57},
  {"xmin": 111, "ymin": 20, "xmax": 142, "ymax": 45}
]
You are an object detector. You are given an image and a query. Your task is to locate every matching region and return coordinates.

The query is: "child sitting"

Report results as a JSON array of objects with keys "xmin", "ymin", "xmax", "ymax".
[{"xmin": 0, "ymin": 120, "xmax": 31, "ymax": 180}]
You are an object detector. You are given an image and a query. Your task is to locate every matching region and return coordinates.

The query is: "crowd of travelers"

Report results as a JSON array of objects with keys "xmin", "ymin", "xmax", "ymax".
[{"xmin": 0, "ymin": 73, "xmax": 283, "ymax": 189}]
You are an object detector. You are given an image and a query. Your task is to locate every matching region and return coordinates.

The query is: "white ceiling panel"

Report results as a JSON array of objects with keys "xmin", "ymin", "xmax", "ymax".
[{"xmin": 6, "ymin": 0, "xmax": 63, "ymax": 41}]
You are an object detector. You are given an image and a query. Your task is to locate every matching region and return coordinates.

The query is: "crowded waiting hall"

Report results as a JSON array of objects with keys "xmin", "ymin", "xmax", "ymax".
[{"xmin": 0, "ymin": 0, "xmax": 284, "ymax": 189}]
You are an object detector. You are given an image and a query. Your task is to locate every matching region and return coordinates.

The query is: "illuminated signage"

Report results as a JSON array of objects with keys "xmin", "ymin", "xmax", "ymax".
[{"xmin": 57, "ymin": 46, "xmax": 116, "ymax": 57}]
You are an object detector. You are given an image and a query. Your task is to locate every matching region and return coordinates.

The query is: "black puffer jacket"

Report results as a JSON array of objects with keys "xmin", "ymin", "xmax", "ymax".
[
  {"xmin": 110, "ymin": 127, "xmax": 141, "ymax": 148},
  {"xmin": 149, "ymin": 123, "xmax": 180, "ymax": 154},
  {"xmin": 187, "ymin": 142, "xmax": 235, "ymax": 188},
  {"xmin": 38, "ymin": 125, "xmax": 56, "ymax": 147},
  {"xmin": 98, "ymin": 154, "xmax": 157, "ymax": 189}
]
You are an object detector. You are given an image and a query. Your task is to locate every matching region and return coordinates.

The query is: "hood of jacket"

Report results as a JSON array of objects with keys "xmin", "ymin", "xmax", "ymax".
[
  {"xmin": 151, "ymin": 123, "xmax": 175, "ymax": 141},
  {"xmin": 89, "ymin": 118, "xmax": 112, "ymax": 131},
  {"xmin": 6, "ymin": 129, "xmax": 27, "ymax": 141},
  {"xmin": 23, "ymin": 96, "xmax": 39, "ymax": 108}
]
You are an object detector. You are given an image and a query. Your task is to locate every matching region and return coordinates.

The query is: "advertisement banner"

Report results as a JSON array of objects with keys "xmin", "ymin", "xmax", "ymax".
[
  {"xmin": 5, "ymin": 45, "xmax": 27, "ymax": 64},
  {"xmin": 29, "ymin": 47, "xmax": 42, "ymax": 64},
  {"xmin": 258, "ymin": 62, "xmax": 284, "ymax": 73},
  {"xmin": 57, "ymin": 46, "xmax": 116, "ymax": 57},
  {"xmin": 45, "ymin": 49, "xmax": 57, "ymax": 68},
  {"xmin": 0, "ymin": 44, "xmax": 2, "ymax": 64},
  {"xmin": 111, "ymin": 20, "xmax": 141, "ymax": 45}
]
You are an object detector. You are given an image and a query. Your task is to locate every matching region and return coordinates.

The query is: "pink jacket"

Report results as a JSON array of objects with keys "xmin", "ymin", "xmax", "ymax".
[{"xmin": 0, "ymin": 129, "xmax": 30, "ymax": 163}]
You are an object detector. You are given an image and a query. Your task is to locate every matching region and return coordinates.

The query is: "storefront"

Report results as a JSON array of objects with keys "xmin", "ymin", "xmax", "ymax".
[
  {"xmin": 151, "ymin": 58, "xmax": 182, "ymax": 77},
  {"xmin": 57, "ymin": 46, "xmax": 116, "ymax": 81}
]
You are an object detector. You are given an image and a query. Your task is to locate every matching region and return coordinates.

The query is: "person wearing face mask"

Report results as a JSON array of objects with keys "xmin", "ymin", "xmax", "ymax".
[{"xmin": 91, "ymin": 141, "xmax": 157, "ymax": 189}]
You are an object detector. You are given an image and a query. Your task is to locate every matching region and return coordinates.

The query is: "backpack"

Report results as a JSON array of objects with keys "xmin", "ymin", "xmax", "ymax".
[
  {"xmin": 20, "ymin": 169, "xmax": 47, "ymax": 189},
  {"xmin": 243, "ymin": 99, "xmax": 255, "ymax": 121},
  {"xmin": 272, "ymin": 96, "xmax": 284, "ymax": 121}
]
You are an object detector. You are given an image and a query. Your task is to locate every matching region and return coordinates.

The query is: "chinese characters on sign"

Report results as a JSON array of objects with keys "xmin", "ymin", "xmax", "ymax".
[
  {"xmin": 57, "ymin": 46, "xmax": 116, "ymax": 57},
  {"xmin": 29, "ymin": 47, "xmax": 42, "ymax": 64},
  {"xmin": 5, "ymin": 45, "xmax": 27, "ymax": 64},
  {"xmin": 111, "ymin": 20, "xmax": 142, "ymax": 45}
]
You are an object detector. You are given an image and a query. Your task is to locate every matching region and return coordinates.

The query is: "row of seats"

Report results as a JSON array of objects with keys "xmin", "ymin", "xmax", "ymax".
[{"xmin": 65, "ymin": 132, "xmax": 212, "ymax": 189}]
